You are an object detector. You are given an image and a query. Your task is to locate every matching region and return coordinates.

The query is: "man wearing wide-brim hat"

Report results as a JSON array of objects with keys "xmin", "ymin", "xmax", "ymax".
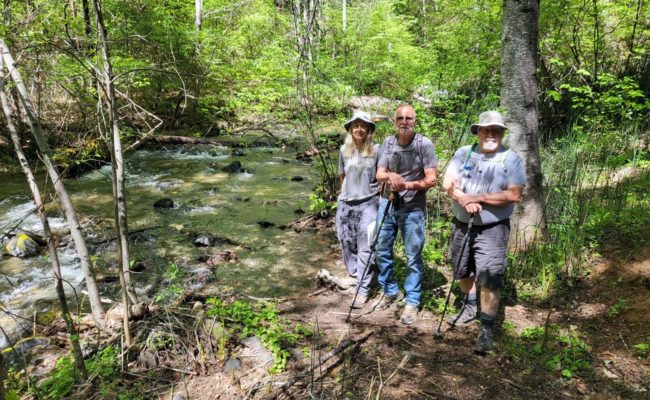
[{"xmin": 442, "ymin": 110, "xmax": 526, "ymax": 354}]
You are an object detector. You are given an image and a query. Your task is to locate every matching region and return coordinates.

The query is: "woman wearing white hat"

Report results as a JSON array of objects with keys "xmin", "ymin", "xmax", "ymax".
[{"xmin": 335, "ymin": 111, "xmax": 380, "ymax": 308}]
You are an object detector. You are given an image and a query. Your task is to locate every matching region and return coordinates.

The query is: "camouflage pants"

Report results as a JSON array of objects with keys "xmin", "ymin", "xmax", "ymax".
[{"xmin": 335, "ymin": 197, "xmax": 378, "ymax": 295}]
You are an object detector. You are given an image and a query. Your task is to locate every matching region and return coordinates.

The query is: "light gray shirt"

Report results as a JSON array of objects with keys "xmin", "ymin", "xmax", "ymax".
[
  {"xmin": 338, "ymin": 144, "xmax": 380, "ymax": 202},
  {"xmin": 377, "ymin": 134, "xmax": 438, "ymax": 211},
  {"xmin": 448, "ymin": 144, "xmax": 526, "ymax": 225}
]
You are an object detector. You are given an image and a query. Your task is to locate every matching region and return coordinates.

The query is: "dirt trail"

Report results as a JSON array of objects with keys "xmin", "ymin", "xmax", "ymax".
[{"xmin": 176, "ymin": 238, "xmax": 650, "ymax": 399}]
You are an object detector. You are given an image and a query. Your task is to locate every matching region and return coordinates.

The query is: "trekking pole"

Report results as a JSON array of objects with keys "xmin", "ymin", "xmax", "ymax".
[
  {"xmin": 433, "ymin": 213, "xmax": 475, "ymax": 339},
  {"xmin": 345, "ymin": 192, "xmax": 395, "ymax": 322}
]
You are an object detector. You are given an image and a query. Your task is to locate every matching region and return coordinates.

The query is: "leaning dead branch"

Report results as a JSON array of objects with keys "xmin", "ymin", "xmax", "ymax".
[{"xmin": 264, "ymin": 331, "xmax": 373, "ymax": 400}]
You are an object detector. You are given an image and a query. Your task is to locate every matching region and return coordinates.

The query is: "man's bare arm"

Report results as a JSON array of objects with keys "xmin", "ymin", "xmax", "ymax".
[
  {"xmin": 457, "ymin": 185, "xmax": 523, "ymax": 207},
  {"xmin": 377, "ymin": 167, "xmax": 436, "ymax": 192},
  {"xmin": 405, "ymin": 168, "xmax": 437, "ymax": 191}
]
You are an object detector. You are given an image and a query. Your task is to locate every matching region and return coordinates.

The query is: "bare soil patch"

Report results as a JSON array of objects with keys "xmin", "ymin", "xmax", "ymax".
[{"xmin": 171, "ymin": 236, "xmax": 650, "ymax": 399}]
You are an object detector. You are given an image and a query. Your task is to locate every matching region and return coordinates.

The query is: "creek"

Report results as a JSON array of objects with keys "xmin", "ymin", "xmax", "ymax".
[{"xmin": 0, "ymin": 143, "xmax": 334, "ymax": 348}]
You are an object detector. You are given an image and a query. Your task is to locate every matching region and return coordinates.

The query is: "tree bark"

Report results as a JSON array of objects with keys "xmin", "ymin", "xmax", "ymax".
[
  {"xmin": 0, "ymin": 352, "xmax": 4, "ymax": 400},
  {"xmin": 0, "ymin": 55, "xmax": 88, "ymax": 380},
  {"xmin": 189, "ymin": 0, "xmax": 203, "ymax": 123},
  {"xmin": 342, "ymin": 0, "xmax": 346, "ymax": 34},
  {"xmin": 0, "ymin": 38, "xmax": 106, "ymax": 325},
  {"xmin": 500, "ymin": 0, "xmax": 546, "ymax": 250},
  {"xmin": 92, "ymin": 0, "xmax": 135, "ymax": 346}
]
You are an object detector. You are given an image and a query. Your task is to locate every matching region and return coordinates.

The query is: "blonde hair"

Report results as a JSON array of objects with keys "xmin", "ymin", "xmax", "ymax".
[{"xmin": 342, "ymin": 127, "xmax": 375, "ymax": 160}]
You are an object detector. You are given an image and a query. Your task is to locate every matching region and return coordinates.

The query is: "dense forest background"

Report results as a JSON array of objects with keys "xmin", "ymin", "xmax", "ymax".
[
  {"xmin": 1, "ymin": 0, "xmax": 647, "ymax": 156},
  {"xmin": 1, "ymin": 0, "xmax": 649, "ymax": 399}
]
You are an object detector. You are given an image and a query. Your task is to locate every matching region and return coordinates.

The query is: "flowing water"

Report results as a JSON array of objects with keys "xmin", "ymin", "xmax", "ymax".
[{"xmin": 0, "ymin": 144, "xmax": 334, "ymax": 348}]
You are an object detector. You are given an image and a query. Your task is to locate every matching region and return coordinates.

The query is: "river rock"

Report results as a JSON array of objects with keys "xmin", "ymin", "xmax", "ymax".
[
  {"xmin": 257, "ymin": 221, "xmax": 275, "ymax": 228},
  {"xmin": 107, "ymin": 302, "xmax": 149, "ymax": 322},
  {"xmin": 241, "ymin": 336, "xmax": 274, "ymax": 364},
  {"xmin": 224, "ymin": 357, "xmax": 242, "ymax": 372},
  {"xmin": 202, "ymin": 250, "xmax": 239, "ymax": 267},
  {"xmin": 131, "ymin": 260, "xmax": 147, "ymax": 272},
  {"xmin": 203, "ymin": 319, "xmax": 228, "ymax": 342},
  {"xmin": 222, "ymin": 161, "xmax": 242, "ymax": 173},
  {"xmin": 194, "ymin": 235, "xmax": 213, "ymax": 247},
  {"xmin": 290, "ymin": 176, "xmax": 304, "ymax": 182},
  {"xmin": 95, "ymin": 272, "xmax": 119, "ymax": 283},
  {"xmin": 231, "ymin": 148, "xmax": 246, "ymax": 157},
  {"xmin": 154, "ymin": 198, "xmax": 174, "ymax": 209},
  {"xmin": 137, "ymin": 349, "xmax": 158, "ymax": 369},
  {"xmin": 317, "ymin": 269, "xmax": 356, "ymax": 290},
  {"xmin": 192, "ymin": 301, "xmax": 203, "ymax": 313},
  {"xmin": 5, "ymin": 234, "xmax": 40, "ymax": 258},
  {"xmin": 348, "ymin": 95, "xmax": 396, "ymax": 112}
]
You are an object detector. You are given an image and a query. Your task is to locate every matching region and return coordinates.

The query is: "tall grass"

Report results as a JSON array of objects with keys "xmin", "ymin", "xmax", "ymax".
[{"xmin": 507, "ymin": 123, "xmax": 649, "ymax": 298}]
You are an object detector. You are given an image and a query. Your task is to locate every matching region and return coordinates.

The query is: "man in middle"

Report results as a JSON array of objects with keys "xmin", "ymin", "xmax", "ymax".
[{"xmin": 375, "ymin": 104, "xmax": 438, "ymax": 325}]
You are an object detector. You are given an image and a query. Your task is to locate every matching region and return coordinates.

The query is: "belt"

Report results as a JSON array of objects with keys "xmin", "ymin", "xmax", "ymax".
[
  {"xmin": 382, "ymin": 191, "xmax": 403, "ymax": 210},
  {"xmin": 453, "ymin": 217, "xmax": 510, "ymax": 229}
]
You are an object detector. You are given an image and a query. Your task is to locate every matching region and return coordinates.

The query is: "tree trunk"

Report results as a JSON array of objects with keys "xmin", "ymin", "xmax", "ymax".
[
  {"xmin": 500, "ymin": 0, "xmax": 546, "ymax": 251},
  {"xmin": 92, "ymin": 0, "xmax": 135, "ymax": 346},
  {"xmin": 0, "ymin": 352, "xmax": 4, "ymax": 400},
  {"xmin": 0, "ymin": 55, "xmax": 88, "ymax": 380},
  {"xmin": 342, "ymin": 0, "xmax": 346, "ymax": 34},
  {"xmin": 189, "ymin": 0, "xmax": 203, "ymax": 123},
  {"xmin": 0, "ymin": 38, "xmax": 106, "ymax": 325},
  {"xmin": 81, "ymin": 0, "xmax": 92, "ymax": 36}
]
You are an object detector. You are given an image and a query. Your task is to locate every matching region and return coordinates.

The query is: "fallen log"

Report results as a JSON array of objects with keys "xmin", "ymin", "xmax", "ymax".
[{"xmin": 144, "ymin": 135, "xmax": 230, "ymax": 145}]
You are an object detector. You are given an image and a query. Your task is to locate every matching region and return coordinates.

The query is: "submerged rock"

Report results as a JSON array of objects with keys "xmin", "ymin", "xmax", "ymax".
[
  {"xmin": 222, "ymin": 161, "xmax": 242, "ymax": 173},
  {"xmin": 290, "ymin": 176, "xmax": 304, "ymax": 182},
  {"xmin": 231, "ymin": 148, "xmax": 246, "ymax": 157},
  {"xmin": 257, "ymin": 220, "xmax": 275, "ymax": 228},
  {"xmin": 5, "ymin": 234, "xmax": 40, "ymax": 258},
  {"xmin": 194, "ymin": 235, "xmax": 213, "ymax": 247},
  {"xmin": 201, "ymin": 250, "xmax": 239, "ymax": 267},
  {"xmin": 154, "ymin": 198, "xmax": 174, "ymax": 209}
]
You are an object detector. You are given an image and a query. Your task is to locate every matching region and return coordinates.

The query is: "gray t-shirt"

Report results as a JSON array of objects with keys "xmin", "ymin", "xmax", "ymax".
[
  {"xmin": 338, "ymin": 144, "xmax": 380, "ymax": 202},
  {"xmin": 448, "ymin": 144, "xmax": 526, "ymax": 225},
  {"xmin": 377, "ymin": 134, "xmax": 438, "ymax": 211}
]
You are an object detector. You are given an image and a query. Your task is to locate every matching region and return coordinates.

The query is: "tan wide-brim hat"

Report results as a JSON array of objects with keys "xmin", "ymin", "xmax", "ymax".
[
  {"xmin": 344, "ymin": 111, "xmax": 376, "ymax": 134},
  {"xmin": 470, "ymin": 111, "xmax": 508, "ymax": 135}
]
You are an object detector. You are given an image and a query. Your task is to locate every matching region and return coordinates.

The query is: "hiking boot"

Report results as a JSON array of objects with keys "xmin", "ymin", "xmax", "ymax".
[
  {"xmin": 351, "ymin": 294, "xmax": 368, "ymax": 309},
  {"xmin": 378, "ymin": 291, "xmax": 404, "ymax": 309},
  {"xmin": 446, "ymin": 303, "xmax": 477, "ymax": 326},
  {"xmin": 400, "ymin": 304, "xmax": 418, "ymax": 325},
  {"xmin": 474, "ymin": 324, "xmax": 495, "ymax": 355}
]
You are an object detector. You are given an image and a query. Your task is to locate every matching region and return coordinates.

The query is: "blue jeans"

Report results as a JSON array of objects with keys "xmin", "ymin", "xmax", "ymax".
[{"xmin": 375, "ymin": 197, "xmax": 426, "ymax": 306}]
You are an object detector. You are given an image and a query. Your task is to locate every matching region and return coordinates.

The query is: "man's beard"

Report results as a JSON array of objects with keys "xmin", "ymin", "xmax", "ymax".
[{"xmin": 481, "ymin": 140, "xmax": 499, "ymax": 152}]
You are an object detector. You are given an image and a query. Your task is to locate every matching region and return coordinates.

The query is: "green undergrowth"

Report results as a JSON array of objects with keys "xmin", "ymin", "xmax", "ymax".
[
  {"xmin": 155, "ymin": 263, "xmax": 313, "ymax": 373},
  {"xmin": 5, "ymin": 345, "xmax": 145, "ymax": 400},
  {"xmin": 632, "ymin": 336, "xmax": 650, "ymax": 360},
  {"xmin": 502, "ymin": 322, "xmax": 592, "ymax": 379},
  {"xmin": 205, "ymin": 298, "xmax": 313, "ymax": 373},
  {"xmin": 506, "ymin": 122, "xmax": 649, "ymax": 299}
]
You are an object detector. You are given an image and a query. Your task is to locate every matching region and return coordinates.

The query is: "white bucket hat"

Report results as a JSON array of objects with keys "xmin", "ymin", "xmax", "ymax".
[
  {"xmin": 470, "ymin": 111, "xmax": 508, "ymax": 135},
  {"xmin": 344, "ymin": 111, "xmax": 376, "ymax": 134}
]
